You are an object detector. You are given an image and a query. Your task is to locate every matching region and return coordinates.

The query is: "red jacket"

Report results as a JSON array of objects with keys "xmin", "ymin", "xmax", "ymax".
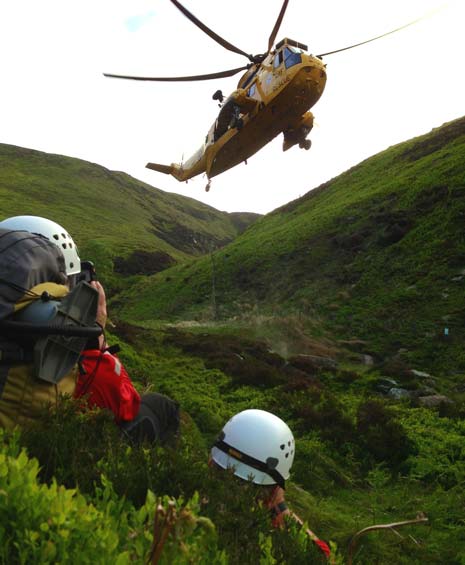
[{"xmin": 74, "ymin": 349, "xmax": 140, "ymax": 423}]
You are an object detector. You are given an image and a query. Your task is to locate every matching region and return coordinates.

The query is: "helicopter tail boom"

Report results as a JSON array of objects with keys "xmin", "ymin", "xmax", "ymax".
[
  {"xmin": 146, "ymin": 162, "xmax": 176, "ymax": 175},
  {"xmin": 146, "ymin": 161, "xmax": 191, "ymax": 182}
]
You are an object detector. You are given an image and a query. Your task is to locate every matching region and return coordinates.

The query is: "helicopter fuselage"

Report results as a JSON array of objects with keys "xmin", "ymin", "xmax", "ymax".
[{"xmin": 146, "ymin": 39, "xmax": 327, "ymax": 183}]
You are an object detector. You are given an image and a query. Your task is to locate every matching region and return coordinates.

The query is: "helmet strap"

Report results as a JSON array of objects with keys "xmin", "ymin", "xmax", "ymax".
[{"xmin": 213, "ymin": 438, "xmax": 286, "ymax": 489}]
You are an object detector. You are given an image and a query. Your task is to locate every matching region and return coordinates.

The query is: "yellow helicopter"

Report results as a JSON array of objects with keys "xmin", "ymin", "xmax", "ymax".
[{"xmin": 105, "ymin": 0, "xmax": 421, "ymax": 192}]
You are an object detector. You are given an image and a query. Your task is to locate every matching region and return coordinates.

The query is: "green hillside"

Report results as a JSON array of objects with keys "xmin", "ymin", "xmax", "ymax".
[
  {"xmin": 1, "ymin": 121, "xmax": 465, "ymax": 564},
  {"xmin": 116, "ymin": 116, "xmax": 465, "ymax": 373},
  {"xmin": 0, "ymin": 144, "xmax": 259, "ymax": 283}
]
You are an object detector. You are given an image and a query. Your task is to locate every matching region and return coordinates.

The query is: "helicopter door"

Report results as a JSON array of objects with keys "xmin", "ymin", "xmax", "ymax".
[{"xmin": 213, "ymin": 98, "xmax": 238, "ymax": 140}]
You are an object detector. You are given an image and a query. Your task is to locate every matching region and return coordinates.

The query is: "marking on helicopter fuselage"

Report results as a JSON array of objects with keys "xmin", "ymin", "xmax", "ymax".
[{"xmin": 272, "ymin": 75, "xmax": 291, "ymax": 92}]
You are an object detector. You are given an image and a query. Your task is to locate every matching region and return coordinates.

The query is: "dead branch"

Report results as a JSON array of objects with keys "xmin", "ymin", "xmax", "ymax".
[
  {"xmin": 347, "ymin": 513, "xmax": 428, "ymax": 565},
  {"xmin": 148, "ymin": 500, "xmax": 177, "ymax": 565}
]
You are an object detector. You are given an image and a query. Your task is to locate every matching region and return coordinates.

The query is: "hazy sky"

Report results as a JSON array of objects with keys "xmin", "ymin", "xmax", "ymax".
[{"xmin": 1, "ymin": 0, "xmax": 463, "ymax": 214}]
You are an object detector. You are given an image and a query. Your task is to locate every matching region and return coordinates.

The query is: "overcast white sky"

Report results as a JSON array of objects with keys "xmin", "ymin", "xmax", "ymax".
[{"xmin": 1, "ymin": 1, "xmax": 463, "ymax": 214}]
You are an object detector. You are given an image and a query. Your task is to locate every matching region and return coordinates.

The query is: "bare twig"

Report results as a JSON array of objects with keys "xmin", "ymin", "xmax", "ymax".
[
  {"xmin": 347, "ymin": 513, "xmax": 428, "ymax": 565},
  {"xmin": 148, "ymin": 500, "xmax": 178, "ymax": 565},
  {"xmin": 408, "ymin": 533, "xmax": 421, "ymax": 547}
]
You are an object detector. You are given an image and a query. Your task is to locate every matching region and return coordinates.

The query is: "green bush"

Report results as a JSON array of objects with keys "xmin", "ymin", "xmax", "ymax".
[
  {"xmin": 283, "ymin": 389, "xmax": 357, "ymax": 449},
  {"xmin": 20, "ymin": 398, "xmax": 124, "ymax": 494},
  {"xmin": 356, "ymin": 399, "xmax": 414, "ymax": 471},
  {"xmin": 0, "ymin": 430, "xmax": 145, "ymax": 564},
  {"xmin": 20, "ymin": 396, "xmax": 209, "ymax": 506},
  {"xmin": 0, "ymin": 429, "xmax": 227, "ymax": 564},
  {"xmin": 401, "ymin": 408, "xmax": 465, "ymax": 488}
]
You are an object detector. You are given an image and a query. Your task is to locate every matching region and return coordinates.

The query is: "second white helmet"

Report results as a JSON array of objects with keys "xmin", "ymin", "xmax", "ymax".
[
  {"xmin": 211, "ymin": 409, "xmax": 295, "ymax": 488},
  {"xmin": 0, "ymin": 215, "xmax": 81, "ymax": 276}
]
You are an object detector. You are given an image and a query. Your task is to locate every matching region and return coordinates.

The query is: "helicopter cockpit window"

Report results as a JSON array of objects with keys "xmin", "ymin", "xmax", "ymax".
[
  {"xmin": 273, "ymin": 50, "xmax": 283, "ymax": 68},
  {"xmin": 248, "ymin": 83, "xmax": 256, "ymax": 97},
  {"xmin": 284, "ymin": 46, "xmax": 301, "ymax": 69}
]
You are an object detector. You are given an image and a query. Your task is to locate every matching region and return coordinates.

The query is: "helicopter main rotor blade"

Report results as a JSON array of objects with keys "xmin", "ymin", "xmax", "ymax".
[
  {"xmin": 103, "ymin": 65, "xmax": 249, "ymax": 82},
  {"xmin": 170, "ymin": 0, "xmax": 252, "ymax": 61},
  {"xmin": 317, "ymin": 15, "xmax": 425, "ymax": 57},
  {"xmin": 267, "ymin": 0, "xmax": 290, "ymax": 54}
]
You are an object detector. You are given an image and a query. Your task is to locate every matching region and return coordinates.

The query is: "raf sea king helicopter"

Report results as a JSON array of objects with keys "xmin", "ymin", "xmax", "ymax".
[{"xmin": 105, "ymin": 0, "xmax": 420, "ymax": 191}]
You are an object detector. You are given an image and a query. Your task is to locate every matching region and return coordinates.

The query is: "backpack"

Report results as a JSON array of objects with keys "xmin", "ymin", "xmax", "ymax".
[{"xmin": 0, "ymin": 229, "xmax": 99, "ymax": 429}]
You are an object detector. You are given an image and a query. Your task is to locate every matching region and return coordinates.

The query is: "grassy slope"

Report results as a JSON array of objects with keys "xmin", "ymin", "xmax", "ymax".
[
  {"xmin": 0, "ymin": 123, "xmax": 464, "ymax": 563},
  {"xmin": 0, "ymin": 144, "xmax": 259, "ymax": 264},
  {"xmin": 116, "ymin": 117, "xmax": 465, "ymax": 373}
]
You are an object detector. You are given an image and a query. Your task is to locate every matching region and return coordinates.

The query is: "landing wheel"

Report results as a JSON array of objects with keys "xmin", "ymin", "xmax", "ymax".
[{"xmin": 299, "ymin": 139, "xmax": 312, "ymax": 150}]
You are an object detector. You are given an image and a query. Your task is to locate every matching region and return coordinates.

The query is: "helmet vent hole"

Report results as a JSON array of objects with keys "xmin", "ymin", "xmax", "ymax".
[
  {"xmin": 62, "ymin": 233, "xmax": 66, "ymax": 238},
  {"xmin": 285, "ymin": 453, "xmax": 289, "ymax": 458},
  {"xmin": 70, "ymin": 262, "xmax": 74, "ymax": 269},
  {"xmin": 288, "ymin": 441, "xmax": 291, "ymax": 446},
  {"xmin": 69, "ymin": 243, "xmax": 73, "ymax": 248},
  {"xmin": 266, "ymin": 457, "xmax": 279, "ymax": 470},
  {"xmin": 62, "ymin": 243, "xmax": 67, "ymax": 249},
  {"xmin": 53, "ymin": 234, "xmax": 59, "ymax": 240},
  {"xmin": 280, "ymin": 444, "xmax": 285, "ymax": 450}
]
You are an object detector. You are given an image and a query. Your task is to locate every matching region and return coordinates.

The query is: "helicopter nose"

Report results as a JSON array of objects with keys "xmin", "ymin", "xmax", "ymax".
[{"xmin": 303, "ymin": 64, "xmax": 326, "ymax": 99}]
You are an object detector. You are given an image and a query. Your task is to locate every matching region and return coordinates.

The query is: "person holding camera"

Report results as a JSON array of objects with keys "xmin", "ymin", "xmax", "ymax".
[
  {"xmin": 76, "ymin": 278, "xmax": 180, "ymax": 445},
  {"xmin": 0, "ymin": 215, "xmax": 179, "ymax": 444}
]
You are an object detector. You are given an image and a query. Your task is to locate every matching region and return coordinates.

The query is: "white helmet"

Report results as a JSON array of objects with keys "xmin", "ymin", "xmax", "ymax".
[
  {"xmin": 0, "ymin": 215, "xmax": 81, "ymax": 276},
  {"xmin": 211, "ymin": 409, "xmax": 295, "ymax": 488}
]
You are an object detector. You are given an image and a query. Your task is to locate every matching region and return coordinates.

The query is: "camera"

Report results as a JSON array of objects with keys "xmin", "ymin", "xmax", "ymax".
[{"xmin": 77, "ymin": 261, "xmax": 96, "ymax": 283}]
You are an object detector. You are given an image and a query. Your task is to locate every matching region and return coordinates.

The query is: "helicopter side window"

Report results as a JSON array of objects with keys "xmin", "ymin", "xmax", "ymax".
[
  {"xmin": 273, "ymin": 50, "xmax": 283, "ymax": 68},
  {"xmin": 248, "ymin": 83, "xmax": 256, "ymax": 97},
  {"xmin": 241, "ymin": 65, "xmax": 259, "ymax": 89},
  {"xmin": 283, "ymin": 46, "xmax": 301, "ymax": 69}
]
